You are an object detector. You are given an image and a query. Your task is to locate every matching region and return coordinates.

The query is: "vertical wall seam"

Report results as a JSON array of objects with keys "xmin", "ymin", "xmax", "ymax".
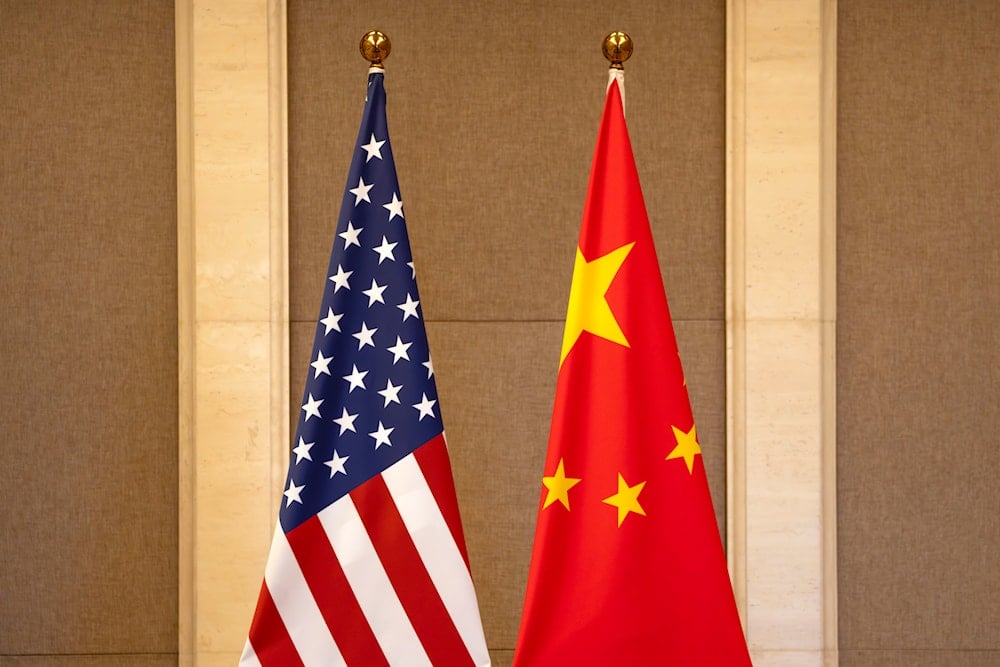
[
  {"xmin": 175, "ymin": 0, "xmax": 197, "ymax": 664},
  {"xmin": 267, "ymin": 0, "xmax": 291, "ymax": 529},
  {"xmin": 725, "ymin": 0, "xmax": 749, "ymax": 632},
  {"xmin": 820, "ymin": 0, "xmax": 840, "ymax": 663}
]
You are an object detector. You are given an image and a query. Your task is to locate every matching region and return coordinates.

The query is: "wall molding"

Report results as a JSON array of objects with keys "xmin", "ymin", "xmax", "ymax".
[
  {"xmin": 177, "ymin": 1, "xmax": 289, "ymax": 664},
  {"xmin": 726, "ymin": 1, "xmax": 838, "ymax": 664},
  {"xmin": 725, "ymin": 0, "xmax": 748, "ymax": 626},
  {"xmin": 820, "ymin": 2, "xmax": 839, "ymax": 664},
  {"xmin": 175, "ymin": 0, "xmax": 195, "ymax": 661},
  {"xmin": 267, "ymin": 0, "xmax": 291, "ymax": 536}
]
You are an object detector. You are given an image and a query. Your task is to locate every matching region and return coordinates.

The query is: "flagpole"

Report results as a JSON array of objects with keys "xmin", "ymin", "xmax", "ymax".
[
  {"xmin": 360, "ymin": 29, "xmax": 391, "ymax": 70},
  {"xmin": 513, "ymin": 28, "xmax": 752, "ymax": 665},
  {"xmin": 603, "ymin": 31, "xmax": 632, "ymax": 113},
  {"xmin": 241, "ymin": 26, "xmax": 493, "ymax": 666},
  {"xmin": 603, "ymin": 30, "xmax": 633, "ymax": 69}
]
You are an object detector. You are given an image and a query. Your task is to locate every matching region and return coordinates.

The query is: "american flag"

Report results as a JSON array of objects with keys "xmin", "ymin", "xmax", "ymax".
[{"xmin": 241, "ymin": 71, "xmax": 491, "ymax": 667}]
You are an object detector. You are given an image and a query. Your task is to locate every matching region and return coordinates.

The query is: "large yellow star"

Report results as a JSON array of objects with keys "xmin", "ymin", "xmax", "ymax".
[
  {"xmin": 666, "ymin": 424, "xmax": 702, "ymax": 474},
  {"xmin": 541, "ymin": 458, "xmax": 582, "ymax": 511},
  {"xmin": 601, "ymin": 473, "xmax": 647, "ymax": 527},
  {"xmin": 559, "ymin": 242, "xmax": 635, "ymax": 365}
]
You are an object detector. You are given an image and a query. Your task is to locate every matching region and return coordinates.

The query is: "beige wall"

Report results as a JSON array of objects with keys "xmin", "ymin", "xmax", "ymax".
[
  {"xmin": 3, "ymin": 1, "xmax": 997, "ymax": 666},
  {"xmin": 0, "ymin": 1, "xmax": 178, "ymax": 664},
  {"xmin": 837, "ymin": 2, "xmax": 1000, "ymax": 665}
]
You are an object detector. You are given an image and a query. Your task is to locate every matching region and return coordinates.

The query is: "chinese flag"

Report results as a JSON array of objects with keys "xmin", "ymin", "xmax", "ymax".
[{"xmin": 513, "ymin": 75, "xmax": 752, "ymax": 666}]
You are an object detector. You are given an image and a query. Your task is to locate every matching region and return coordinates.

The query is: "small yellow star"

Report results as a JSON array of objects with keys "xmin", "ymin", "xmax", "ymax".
[
  {"xmin": 666, "ymin": 424, "xmax": 702, "ymax": 474},
  {"xmin": 601, "ymin": 473, "xmax": 647, "ymax": 527},
  {"xmin": 542, "ymin": 458, "xmax": 582, "ymax": 511},
  {"xmin": 560, "ymin": 242, "xmax": 635, "ymax": 366}
]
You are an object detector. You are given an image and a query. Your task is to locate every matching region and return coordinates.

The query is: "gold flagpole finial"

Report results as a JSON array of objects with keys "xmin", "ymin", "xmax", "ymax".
[
  {"xmin": 602, "ymin": 31, "xmax": 633, "ymax": 70},
  {"xmin": 360, "ymin": 30, "xmax": 391, "ymax": 69}
]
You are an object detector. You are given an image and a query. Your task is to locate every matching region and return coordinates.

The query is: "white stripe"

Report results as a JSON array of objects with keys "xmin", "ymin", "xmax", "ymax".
[
  {"xmin": 239, "ymin": 639, "xmax": 262, "ymax": 667},
  {"xmin": 607, "ymin": 68, "xmax": 626, "ymax": 116},
  {"xmin": 383, "ymin": 454, "xmax": 492, "ymax": 667},
  {"xmin": 263, "ymin": 522, "xmax": 345, "ymax": 666},
  {"xmin": 317, "ymin": 494, "xmax": 432, "ymax": 667}
]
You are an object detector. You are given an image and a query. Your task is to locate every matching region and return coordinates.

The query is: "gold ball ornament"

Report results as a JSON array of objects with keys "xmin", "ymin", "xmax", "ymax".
[
  {"xmin": 360, "ymin": 31, "xmax": 391, "ymax": 68},
  {"xmin": 602, "ymin": 31, "xmax": 633, "ymax": 69}
]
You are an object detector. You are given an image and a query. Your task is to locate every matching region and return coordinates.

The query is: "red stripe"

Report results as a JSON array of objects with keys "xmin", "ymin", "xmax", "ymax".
[
  {"xmin": 246, "ymin": 583, "xmax": 304, "ymax": 667},
  {"xmin": 285, "ymin": 515, "xmax": 390, "ymax": 667},
  {"xmin": 413, "ymin": 433, "xmax": 471, "ymax": 568},
  {"xmin": 351, "ymin": 473, "xmax": 475, "ymax": 667}
]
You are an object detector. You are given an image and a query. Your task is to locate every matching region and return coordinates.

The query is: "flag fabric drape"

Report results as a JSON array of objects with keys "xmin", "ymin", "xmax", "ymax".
[
  {"xmin": 241, "ymin": 71, "xmax": 490, "ymax": 667},
  {"xmin": 513, "ymin": 76, "xmax": 752, "ymax": 666}
]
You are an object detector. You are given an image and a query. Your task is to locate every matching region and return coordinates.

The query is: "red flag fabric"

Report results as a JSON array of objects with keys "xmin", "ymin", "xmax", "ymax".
[{"xmin": 513, "ymin": 76, "xmax": 752, "ymax": 666}]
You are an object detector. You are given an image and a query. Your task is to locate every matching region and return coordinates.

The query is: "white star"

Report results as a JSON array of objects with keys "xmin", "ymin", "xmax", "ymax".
[
  {"xmin": 328, "ymin": 264, "xmax": 352, "ymax": 292},
  {"xmin": 301, "ymin": 393, "xmax": 323, "ymax": 421},
  {"xmin": 369, "ymin": 421, "xmax": 394, "ymax": 449},
  {"xmin": 319, "ymin": 307, "xmax": 343, "ymax": 334},
  {"xmin": 387, "ymin": 336, "xmax": 412, "ymax": 364},
  {"xmin": 372, "ymin": 235, "xmax": 398, "ymax": 264},
  {"xmin": 398, "ymin": 293, "xmax": 420, "ymax": 321},
  {"xmin": 353, "ymin": 322, "xmax": 377, "ymax": 349},
  {"xmin": 361, "ymin": 133, "xmax": 385, "ymax": 162},
  {"xmin": 339, "ymin": 221, "xmax": 363, "ymax": 248},
  {"xmin": 349, "ymin": 176, "xmax": 373, "ymax": 205},
  {"xmin": 413, "ymin": 393, "xmax": 437, "ymax": 421},
  {"xmin": 342, "ymin": 364, "xmax": 368, "ymax": 393},
  {"xmin": 292, "ymin": 437, "xmax": 314, "ymax": 464},
  {"xmin": 332, "ymin": 407, "xmax": 358, "ymax": 434},
  {"xmin": 422, "ymin": 356, "xmax": 435, "ymax": 379},
  {"xmin": 310, "ymin": 350, "xmax": 333, "ymax": 378},
  {"xmin": 383, "ymin": 192, "xmax": 404, "ymax": 221},
  {"xmin": 407, "ymin": 261, "xmax": 416, "ymax": 278},
  {"xmin": 377, "ymin": 378, "xmax": 403, "ymax": 407},
  {"xmin": 325, "ymin": 450, "xmax": 349, "ymax": 477},
  {"xmin": 283, "ymin": 479, "xmax": 305, "ymax": 506},
  {"xmin": 362, "ymin": 279, "xmax": 387, "ymax": 306}
]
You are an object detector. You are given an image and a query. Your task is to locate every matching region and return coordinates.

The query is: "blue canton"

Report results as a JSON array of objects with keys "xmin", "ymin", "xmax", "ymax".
[{"xmin": 280, "ymin": 72, "xmax": 441, "ymax": 533}]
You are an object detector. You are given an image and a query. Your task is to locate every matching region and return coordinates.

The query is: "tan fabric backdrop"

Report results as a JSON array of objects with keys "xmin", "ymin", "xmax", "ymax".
[
  {"xmin": 838, "ymin": 2, "xmax": 1000, "ymax": 665},
  {"xmin": 287, "ymin": 1, "xmax": 726, "ymax": 664},
  {"xmin": 0, "ymin": 2, "xmax": 178, "ymax": 664}
]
